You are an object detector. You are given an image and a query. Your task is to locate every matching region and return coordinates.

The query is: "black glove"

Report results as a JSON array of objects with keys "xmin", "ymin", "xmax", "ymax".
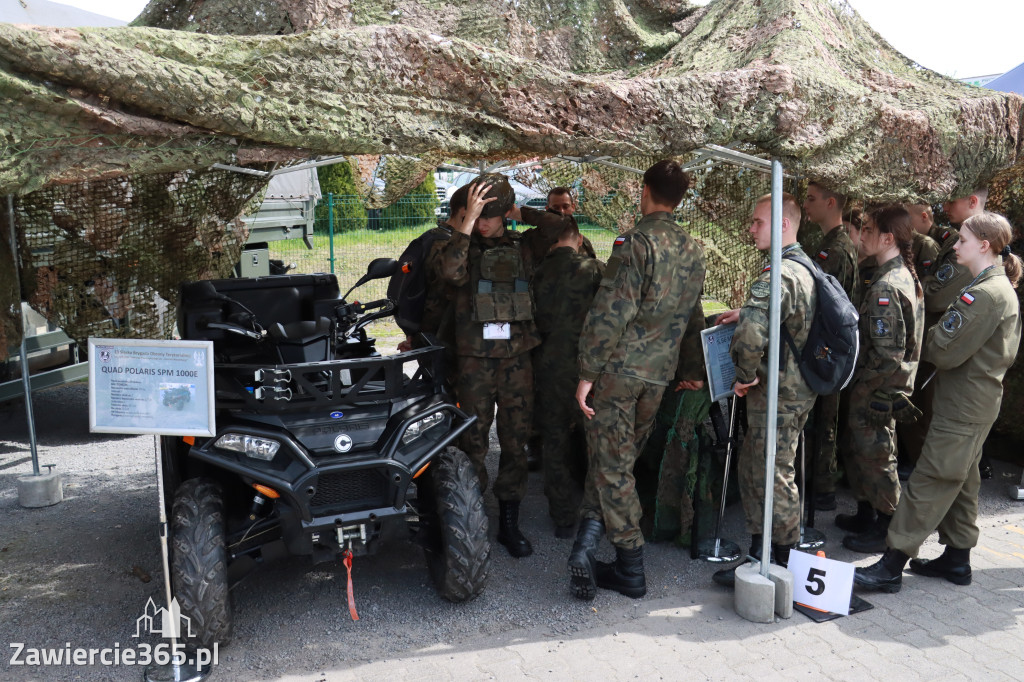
[
  {"xmin": 892, "ymin": 392, "xmax": 923, "ymax": 423},
  {"xmin": 866, "ymin": 390, "xmax": 893, "ymax": 427}
]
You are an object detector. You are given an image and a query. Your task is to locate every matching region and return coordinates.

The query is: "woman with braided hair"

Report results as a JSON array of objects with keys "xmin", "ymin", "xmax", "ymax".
[
  {"xmin": 838, "ymin": 205, "xmax": 926, "ymax": 554},
  {"xmin": 856, "ymin": 211, "xmax": 1022, "ymax": 592}
]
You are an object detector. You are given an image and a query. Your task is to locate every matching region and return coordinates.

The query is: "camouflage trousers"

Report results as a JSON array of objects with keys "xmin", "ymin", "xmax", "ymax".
[
  {"xmin": 844, "ymin": 383, "xmax": 900, "ymax": 515},
  {"xmin": 738, "ymin": 391, "xmax": 814, "ymax": 546},
  {"xmin": 456, "ymin": 353, "xmax": 532, "ymax": 501},
  {"xmin": 811, "ymin": 393, "xmax": 839, "ymax": 494},
  {"xmin": 580, "ymin": 373, "xmax": 666, "ymax": 549},
  {"xmin": 888, "ymin": 418, "xmax": 992, "ymax": 556},
  {"xmin": 537, "ymin": 367, "xmax": 587, "ymax": 527}
]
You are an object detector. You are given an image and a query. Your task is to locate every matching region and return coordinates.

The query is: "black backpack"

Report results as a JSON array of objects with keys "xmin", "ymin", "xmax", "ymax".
[
  {"xmin": 388, "ymin": 224, "xmax": 453, "ymax": 336},
  {"xmin": 780, "ymin": 253, "xmax": 860, "ymax": 396}
]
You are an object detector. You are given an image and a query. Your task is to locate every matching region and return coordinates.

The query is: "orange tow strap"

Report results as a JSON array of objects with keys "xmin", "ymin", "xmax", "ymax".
[{"xmin": 342, "ymin": 549, "xmax": 359, "ymax": 621}]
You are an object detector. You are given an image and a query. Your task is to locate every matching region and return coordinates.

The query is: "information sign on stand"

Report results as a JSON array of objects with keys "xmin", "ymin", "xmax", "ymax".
[
  {"xmin": 88, "ymin": 338, "xmax": 215, "ymax": 437},
  {"xmin": 700, "ymin": 323, "xmax": 738, "ymax": 402},
  {"xmin": 788, "ymin": 549, "xmax": 855, "ymax": 616}
]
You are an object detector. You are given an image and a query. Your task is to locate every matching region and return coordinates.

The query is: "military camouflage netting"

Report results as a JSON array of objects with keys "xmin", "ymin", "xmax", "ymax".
[{"xmin": 1, "ymin": 0, "xmax": 1022, "ymax": 435}]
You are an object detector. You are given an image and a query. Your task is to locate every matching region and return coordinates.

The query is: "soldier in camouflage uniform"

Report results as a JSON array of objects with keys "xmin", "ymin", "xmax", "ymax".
[
  {"xmin": 713, "ymin": 192, "xmax": 816, "ymax": 588},
  {"xmin": 905, "ymin": 203, "xmax": 941, "ymax": 276},
  {"xmin": 802, "ymin": 182, "xmax": 859, "ymax": 511},
  {"xmin": 568, "ymin": 160, "xmax": 706, "ymax": 600},
  {"xmin": 856, "ymin": 212, "xmax": 1022, "ymax": 592},
  {"xmin": 840, "ymin": 205, "xmax": 925, "ymax": 554},
  {"xmin": 532, "ymin": 220, "xmax": 604, "ymax": 537},
  {"xmin": 900, "ymin": 189, "xmax": 988, "ymax": 473},
  {"xmin": 434, "ymin": 175, "xmax": 574, "ymax": 558}
]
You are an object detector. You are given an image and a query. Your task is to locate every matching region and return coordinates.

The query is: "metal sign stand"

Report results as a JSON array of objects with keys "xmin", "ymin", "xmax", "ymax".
[
  {"xmin": 144, "ymin": 435, "xmax": 208, "ymax": 682},
  {"xmin": 698, "ymin": 396, "xmax": 741, "ymax": 563},
  {"xmin": 797, "ymin": 432, "xmax": 825, "ymax": 550}
]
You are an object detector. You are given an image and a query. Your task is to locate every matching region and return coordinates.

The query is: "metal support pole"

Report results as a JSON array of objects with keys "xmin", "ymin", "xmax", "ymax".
[
  {"xmin": 698, "ymin": 397, "xmax": 742, "ymax": 563},
  {"xmin": 328, "ymin": 193, "xmax": 335, "ymax": 274},
  {"xmin": 19, "ymin": 337, "xmax": 40, "ymax": 475},
  {"xmin": 760, "ymin": 159, "xmax": 784, "ymax": 579}
]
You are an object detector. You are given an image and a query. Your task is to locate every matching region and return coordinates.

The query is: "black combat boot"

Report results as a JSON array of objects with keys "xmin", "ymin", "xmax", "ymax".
[
  {"xmin": 835, "ymin": 500, "xmax": 875, "ymax": 533},
  {"xmin": 843, "ymin": 511, "xmax": 891, "ymax": 553},
  {"xmin": 712, "ymin": 535, "xmax": 763, "ymax": 588},
  {"xmin": 772, "ymin": 543, "xmax": 793, "ymax": 568},
  {"xmin": 854, "ymin": 547, "xmax": 909, "ymax": 592},
  {"xmin": 567, "ymin": 518, "xmax": 604, "ymax": 600},
  {"xmin": 497, "ymin": 500, "xmax": 533, "ymax": 558},
  {"xmin": 595, "ymin": 546, "xmax": 647, "ymax": 598},
  {"xmin": 909, "ymin": 546, "xmax": 972, "ymax": 585},
  {"xmin": 526, "ymin": 438, "xmax": 543, "ymax": 472}
]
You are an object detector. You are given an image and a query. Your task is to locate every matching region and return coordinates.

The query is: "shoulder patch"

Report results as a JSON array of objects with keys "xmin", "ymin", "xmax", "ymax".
[
  {"xmin": 751, "ymin": 280, "xmax": 770, "ymax": 298},
  {"xmin": 935, "ymin": 263, "xmax": 956, "ymax": 283},
  {"xmin": 941, "ymin": 309, "xmax": 964, "ymax": 334},
  {"xmin": 613, "ymin": 236, "xmax": 627, "ymax": 247},
  {"xmin": 817, "ymin": 250, "xmax": 829, "ymax": 260},
  {"xmin": 960, "ymin": 292, "xmax": 975, "ymax": 305},
  {"xmin": 871, "ymin": 316, "xmax": 892, "ymax": 338},
  {"xmin": 942, "ymin": 230, "xmax": 951, "ymax": 241},
  {"xmin": 921, "ymin": 259, "xmax": 933, "ymax": 269},
  {"xmin": 761, "ymin": 264, "xmax": 771, "ymax": 272},
  {"xmin": 877, "ymin": 297, "xmax": 890, "ymax": 306}
]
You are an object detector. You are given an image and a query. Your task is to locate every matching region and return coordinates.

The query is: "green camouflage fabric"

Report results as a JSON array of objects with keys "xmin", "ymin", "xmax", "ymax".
[
  {"xmin": 533, "ymin": 247, "xmax": 604, "ymax": 527},
  {"xmin": 579, "ymin": 373, "xmax": 666, "ymax": 549},
  {"xmin": 926, "ymin": 266, "xmax": 1022, "ymax": 423},
  {"xmin": 911, "ymin": 231, "xmax": 940, "ymax": 276},
  {"xmin": 455, "ymin": 353, "xmax": 533, "ymax": 501},
  {"xmin": 890, "ymin": 267, "xmax": 1020, "ymax": 555},
  {"xmin": 577, "ymin": 211, "xmax": 707, "ymax": 385},
  {"xmin": 844, "ymin": 255, "xmax": 924, "ymax": 514},
  {"xmin": 813, "ymin": 226, "xmax": 859, "ymax": 300},
  {"xmin": 731, "ymin": 242, "xmax": 817, "ymax": 546},
  {"xmin": 435, "ymin": 206, "xmax": 573, "ymax": 358}
]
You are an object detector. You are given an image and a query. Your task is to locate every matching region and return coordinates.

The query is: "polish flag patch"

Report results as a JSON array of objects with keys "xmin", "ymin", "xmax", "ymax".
[
  {"xmin": 922, "ymin": 260, "xmax": 933, "ymax": 268},
  {"xmin": 942, "ymin": 230, "xmax": 951, "ymax": 241},
  {"xmin": 614, "ymin": 236, "xmax": 627, "ymax": 246},
  {"xmin": 878, "ymin": 297, "xmax": 890, "ymax": 306},
  {"xmin": 961, "ymin": 292, "xmax": 976, "ymax": 305},
  {"xmin": 762, "ymin": 265, "xmax": 771, "ymax": 272},
  {"xmin": 817, "ymin": 250, "xmax": 829, "ymax": 260}
]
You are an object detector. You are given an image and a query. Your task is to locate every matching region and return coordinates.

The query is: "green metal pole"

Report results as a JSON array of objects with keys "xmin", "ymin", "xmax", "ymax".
[{"xmin": 328, "ymin": 193, "xmax": 335, "ymax": 274}]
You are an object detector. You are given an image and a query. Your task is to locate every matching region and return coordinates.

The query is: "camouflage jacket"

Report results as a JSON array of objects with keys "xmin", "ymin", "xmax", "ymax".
[
  {"xmin": 911, "ymin": 231, "xmax": 940, "ymax": 276},
  {"xmin": 577, "ymin": 211, "xmax": 706, "ymax": 386},
  {"xmin": 730, "ymin": 243, "xmax": 816, "ymax": 404},
  {"xmin": 436, "ymin": 207, "xmax": 570, "ymax": 358},
  {"xmin": 856, "ymin": 257, "xmax": 878, "ymax": 309},
  {"xmin": 927, "ymin": 265, "xmax": 1022, "ymax": 422},
  {"xmin": 420, "ymin": 220, "xmax": 455, "ymax": 340},
  {"xmin": 533, "ymin": 247, "xmax": 604, "ymax": 380},
  {"xmin": 812, "ymin": 226, "xmax": 859, "ymax": 301},
  {"xmin": 853, "ymin": 254, "xmax": 924, "ymax": 396},
  {"xmin": 923, "ymin": 224, "xmax": 971, "ymax": 322}
]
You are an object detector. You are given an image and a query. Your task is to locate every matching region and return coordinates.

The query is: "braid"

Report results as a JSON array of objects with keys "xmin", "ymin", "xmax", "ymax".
[{"xmin": 899, "ymin": 241, "xmax": 924, "ymax": 299}]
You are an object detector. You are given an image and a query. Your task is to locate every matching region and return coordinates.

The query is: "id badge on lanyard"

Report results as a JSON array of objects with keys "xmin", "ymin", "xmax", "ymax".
[{"xmin": 483, "ymin": 322, "xmax": 511, "ymax": 340}]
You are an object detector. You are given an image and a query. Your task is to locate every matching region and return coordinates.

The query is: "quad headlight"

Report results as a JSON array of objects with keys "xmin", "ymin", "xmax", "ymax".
[
  {"xmin": 214, "ymin": 433, "xmax": 281, "ymax": 461},
  {"xmin": 401, "ymin": 411, "xmax": 445, "ymax": 445}
]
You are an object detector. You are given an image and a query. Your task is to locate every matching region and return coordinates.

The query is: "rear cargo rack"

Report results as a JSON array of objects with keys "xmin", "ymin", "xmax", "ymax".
[{"xmin": 213, "ymin": 346, "xmax": 443, "ymax": 411}]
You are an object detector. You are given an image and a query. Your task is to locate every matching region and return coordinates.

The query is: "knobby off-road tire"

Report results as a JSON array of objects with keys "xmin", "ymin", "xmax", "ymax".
[
  {"xmin": 170, "ymin": 478, "xmax": 233, "ymax": 648},
  {"xmin": 422, "ymin": 446, "xmax": 491, "ymax": 602}
]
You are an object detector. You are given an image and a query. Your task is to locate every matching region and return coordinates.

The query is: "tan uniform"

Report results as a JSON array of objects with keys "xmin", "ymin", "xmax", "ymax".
[{"xmin": 888, "ymin": 265, "xmax": 1021, "ymax": 554}]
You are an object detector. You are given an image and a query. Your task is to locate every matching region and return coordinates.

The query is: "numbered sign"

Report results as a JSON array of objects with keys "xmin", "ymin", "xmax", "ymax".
[{"xmin": 788, "ymin": 549, "xmax": 855, "ymax": 616}]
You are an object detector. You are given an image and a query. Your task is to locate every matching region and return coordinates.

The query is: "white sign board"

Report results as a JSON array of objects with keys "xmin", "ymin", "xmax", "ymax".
[
  {"xmin": 88, "ymin": 338, "xmax": 215, "ymax": 436},
  {"xmin": 701, "ymin": 323, "xmax": 738, "ymax": 402},
  {"xmin": 788, "ymin": 549, "xmax": 855, "ymax": 616}
]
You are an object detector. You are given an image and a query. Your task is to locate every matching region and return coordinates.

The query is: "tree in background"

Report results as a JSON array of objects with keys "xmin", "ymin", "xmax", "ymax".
[{"xmin": 316, "ymin": 161, "xmax": 367, "ymax": 233}]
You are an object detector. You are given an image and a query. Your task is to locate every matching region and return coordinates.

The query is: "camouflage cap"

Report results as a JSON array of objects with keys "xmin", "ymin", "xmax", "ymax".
[{"xmin": 473, "ymin": 174, "xmax": 516, "ymax": 218}]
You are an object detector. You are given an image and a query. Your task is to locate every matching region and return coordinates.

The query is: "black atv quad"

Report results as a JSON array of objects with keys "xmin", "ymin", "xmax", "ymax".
[{"xmin": 161, "ymin": 258, "xmax": 488, "ymax": 648}]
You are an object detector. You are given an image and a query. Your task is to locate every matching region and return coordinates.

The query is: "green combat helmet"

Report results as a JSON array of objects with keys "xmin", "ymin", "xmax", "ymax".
[{"xmin": 473, "ymin": 174, "xmax": 516, "ymax": 218}]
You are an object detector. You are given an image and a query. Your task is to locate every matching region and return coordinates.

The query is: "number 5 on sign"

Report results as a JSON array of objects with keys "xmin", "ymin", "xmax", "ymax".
[{"xmin": 788, "ymin": 550, "xmax": 855, "ymax": 615}]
